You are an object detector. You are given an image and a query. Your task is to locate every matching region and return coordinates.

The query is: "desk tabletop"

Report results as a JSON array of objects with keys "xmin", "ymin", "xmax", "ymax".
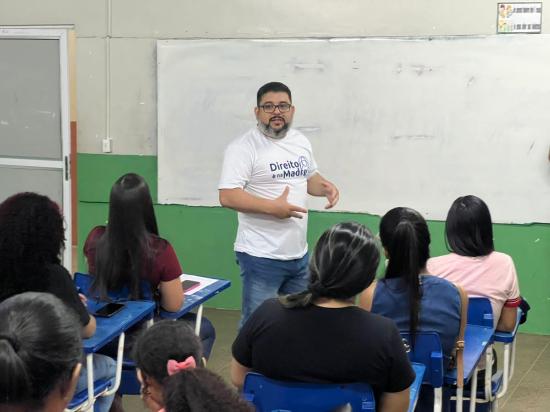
[
  {"xmin": 160, "ymin": 278, "xmax": 231, "ymax": 319},
  {"xmin": 494, "ymin": 309, "xmax": 522, "ymax": 343},
  {"xmin": 75, "ymin": 272, "xmax": 231, "ymax": 321},
  {"xmin": 445, "ymin": 324, "xmax": 494, "ymax": 385},
  {"xmin": 83, "ymin": 300, "xmax": 155, "ymax": 353},
  {"xmin": 409, "ymin": 363, "xmax": 426, "ymax": 412}
]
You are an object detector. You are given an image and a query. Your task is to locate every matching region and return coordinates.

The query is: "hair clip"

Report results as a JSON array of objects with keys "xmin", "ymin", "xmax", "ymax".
[{"xmin": 166, "ymin": 356, "xmax": 196, "ymax": 376}]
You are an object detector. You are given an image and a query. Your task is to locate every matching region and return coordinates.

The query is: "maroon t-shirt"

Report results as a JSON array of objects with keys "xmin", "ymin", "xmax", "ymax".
[{"xmin": 83, "ymin": 226, "xmax": 182, "ymax": 288}]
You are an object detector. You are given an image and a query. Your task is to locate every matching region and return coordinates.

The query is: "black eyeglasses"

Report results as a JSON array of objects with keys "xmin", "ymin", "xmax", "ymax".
[{"xmin": 259, "ymin": 103, "xmax": 292, "ymax": 113}]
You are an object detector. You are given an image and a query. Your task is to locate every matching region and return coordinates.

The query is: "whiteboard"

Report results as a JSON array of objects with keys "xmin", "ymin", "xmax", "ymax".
[{"xmin": 157, "ymin": 37, "xmax": 550, "ymax": 224}]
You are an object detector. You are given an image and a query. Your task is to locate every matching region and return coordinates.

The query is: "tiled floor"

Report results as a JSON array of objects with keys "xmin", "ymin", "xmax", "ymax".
[
  {"xmin": 497, "ymin": 333, "xmax": 550, "ymax": 411},
  {"xmin": 123, "ymin": 308, "xmax": 550, "ymax": 411}
]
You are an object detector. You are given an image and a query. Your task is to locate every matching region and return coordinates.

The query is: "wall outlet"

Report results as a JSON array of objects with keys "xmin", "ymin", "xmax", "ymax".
[{"xmin": 102, "ymin": 137, "xmax": 112, "ymax": 153}]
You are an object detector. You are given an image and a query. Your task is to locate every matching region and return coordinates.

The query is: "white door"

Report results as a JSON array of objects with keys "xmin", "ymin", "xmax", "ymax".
[{"xmin": 0, "ymin": 27, "xmax": 72, "ymax": 268}]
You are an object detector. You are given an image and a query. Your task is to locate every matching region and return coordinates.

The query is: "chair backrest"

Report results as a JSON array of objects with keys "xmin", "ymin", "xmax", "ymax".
[
  {"xmin": 467, "ymin": 297, "xmax": 494, "ymax": 328},
  {"xmin": 74, "ymin": 272, "xmax": 154, "ymax": 302},
  {"xmin": 242, "ymin": 372, "xmax": 375, "ymax": 412},
  {"xmin": 400, "ymin": 331, "xmax": 444, "ymax": 388}
]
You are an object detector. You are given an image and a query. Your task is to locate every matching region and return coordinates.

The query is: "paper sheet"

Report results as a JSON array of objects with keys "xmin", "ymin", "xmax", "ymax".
[{"xmin": 180, "ymin": 273, "xmax": 218, "ymax": 295}]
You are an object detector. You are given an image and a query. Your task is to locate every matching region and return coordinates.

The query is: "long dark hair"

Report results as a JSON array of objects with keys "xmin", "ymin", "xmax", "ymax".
[
  {"xmin": 280, "ymin": 222, "xmax": 380, "ymax": 308},
  {"xmin": 0, "ymin": 292, "xmax": 81, "ymax": 409},
  {"xmin": 163, "ymin": 368, "xmax": 253, "ymax": 412},
  {"xmin": 379, "ymin": 207, "xmax": 430, "ymax": 339},
  {"xmin": 92, "ymin": 173, "xmax": 159, "ymax": 299},
  {"xmin": 445, "ymin": 195, "xmax": 494, "ymax": 257},
  {"xmin": 0, "ymin": 192, "xmax": 65, "ymax": 301}
]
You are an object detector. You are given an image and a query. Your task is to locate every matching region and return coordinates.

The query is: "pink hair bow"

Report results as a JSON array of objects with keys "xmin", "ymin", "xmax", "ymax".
[{"xmin": 166, "ymin": 356, "xmax": 196, "ymax": 376}]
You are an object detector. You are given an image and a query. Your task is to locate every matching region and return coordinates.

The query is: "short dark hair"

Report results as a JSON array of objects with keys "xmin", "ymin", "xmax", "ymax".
[
  {"xmin": 133, "ymin": 320, "xmax": 202, "ymax": 383},
  {"xmin": 280, "ymin": 222, "xmax": 380, "ymax": 308},
  {"xmin": 0, "ymin": 292, "xmax": 81, "ymax": 409},
  {"xmin": 445, "ymin": 195, "xmax": 494, "ymax": 257},
  {"xmin": 256, "ymin": 82, "xmax": 292, "ymax": 106}
]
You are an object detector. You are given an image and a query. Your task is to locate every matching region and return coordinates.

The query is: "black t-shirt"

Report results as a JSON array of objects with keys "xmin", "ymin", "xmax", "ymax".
[
  {"xmin": 232, "ymin": 299, "xmax": 415, "ymax": 401},
  {"xmin": 45, "ymin": 264, "xmax": 90, "ymax": 326},
  {"xmin": 0, "ymin": 264, "xmax": 90, "ymax": 327}
]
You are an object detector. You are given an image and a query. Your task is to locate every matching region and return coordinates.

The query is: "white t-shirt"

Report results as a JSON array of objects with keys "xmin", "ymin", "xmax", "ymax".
[{"xmin": 218, "ymin": 127, "xmax": 318, "ymax": 260}]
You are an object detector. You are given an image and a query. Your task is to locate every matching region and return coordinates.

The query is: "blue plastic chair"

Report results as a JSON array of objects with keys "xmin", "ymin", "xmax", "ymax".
[
  {"xmin": 463, "ymin": 297, "xmax": 499, "ymax": 409},
  {"xmin": 400, "ymin": 331, "xmax": 445, "ymax": 412},
  {"xmin": 409, "ymin": 363, "xmax": 427, "ymax": 412},
  {"xmin": 460, "ymin": 297, "xmax": 521, "ymax": 411},
  {"xmin": 401, "ymin": 332, "xmax": 444, "ymax": 387},
  {"xmin": 242, "ymin": 372, "xmax": 376, "ymax": 412},
  {"xmin": 74, "ymin": 272, "xmax": 154, "ymax": 302},
  {"xmin": 467, "ymin": 297, "xmax": 494, "ymax": 328},
  {"xmin": 493, "ymin": 309, "xmax": 521, "ymax": 402},
  {"xmin": 74, "ymin": 272, "xmax": 153, "ymax": 396}
]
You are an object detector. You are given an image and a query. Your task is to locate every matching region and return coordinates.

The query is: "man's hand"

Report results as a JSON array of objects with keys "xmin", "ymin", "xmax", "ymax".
[
  {"xmin": 219, "ymin": 187, "xmax": 306, "ymax": 219},
  {"xmin": 307, "ymin": 173, "xmax": 339, "ymax": 209},
  {"xmin": 320, "ymin": 181, "xmax": 339, "ymax": 209},
  {"xmin": 270, "ymin": 187, "xmax": 308, "ymax": 219}
]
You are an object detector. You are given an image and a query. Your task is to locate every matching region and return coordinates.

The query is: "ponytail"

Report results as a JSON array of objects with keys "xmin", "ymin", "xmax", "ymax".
[
  {"xmin": 0, "ymin": 292, "xmax": 82, "ymax": 409},
  {"xmin": 386, "ymin": 221, "xmax": 422, "ymax": 339},
  {"xmin": 281, "ymin": 222, "xmax": 380, "ymax": 309},
  {"xmin": 380, "ymin": 207, "xmax": 430, "ymax": 341},
  {"xmin": 279, "ymin": 290, "xmax": 314, "ymax": 308},
  {"xmin": 0, "ymin": 338, "xmax": 31, "ymax": 403}
]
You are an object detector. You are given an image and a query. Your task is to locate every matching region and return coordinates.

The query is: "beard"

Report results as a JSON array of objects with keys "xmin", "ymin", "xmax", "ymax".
[{"xmin": 257, "ymin": 116, "xmax": 291, "ymax": 139}]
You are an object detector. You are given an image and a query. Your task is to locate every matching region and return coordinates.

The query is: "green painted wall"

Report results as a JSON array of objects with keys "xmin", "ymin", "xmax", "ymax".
[{"xmin": 78, "ymin": 153, "xmax": 550, "ymax": 335}]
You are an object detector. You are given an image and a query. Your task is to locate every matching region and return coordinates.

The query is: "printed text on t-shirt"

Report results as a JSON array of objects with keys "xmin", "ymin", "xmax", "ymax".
[{"xmin": 269, "ymin": 156, "xmax": 309, "ymax": 179}]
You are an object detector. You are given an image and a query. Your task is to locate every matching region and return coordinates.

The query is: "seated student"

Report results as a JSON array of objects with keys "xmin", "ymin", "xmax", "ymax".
[
  {"xmin": 427, "ymin": 195, "xmax": 521, "ymax": 332},
  {"xmin": 0, "ymin": 192, "xmax": 116, "ymax": 412},
  {"xmin": 133, "ymin": 320, "xmax": 252, "ymax": 412},
  {"xmin": 359, "ymin": 207, "xmax": 463, "ymax": 369},
  {"xmin": 0, "ymin": 292, "xmax": 82, "ymax": 412},
  {"xmin": 231, "ymin": 222, "xmax": 415, "ymax": 412},
  {"xmin": 83, "ymin": 173, "xmax": 215, "ymax": 358},
  {"xmin": 163, "ymin": 368, "xmax": 253, "ymax": 412}
]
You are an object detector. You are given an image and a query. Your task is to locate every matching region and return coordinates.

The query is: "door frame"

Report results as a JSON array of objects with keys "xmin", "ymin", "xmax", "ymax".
[{"xmin": 0, "ymin": 27, "xmax": 72, "ymax": 268}]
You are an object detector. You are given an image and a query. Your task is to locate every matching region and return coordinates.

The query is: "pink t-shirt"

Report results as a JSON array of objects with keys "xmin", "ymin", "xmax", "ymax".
[{"xmin": 427, "ymin": 251, "xmax": 520, "ymax": 327}]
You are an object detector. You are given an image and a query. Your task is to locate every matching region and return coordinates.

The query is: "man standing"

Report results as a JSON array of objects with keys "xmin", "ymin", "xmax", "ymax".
[{"xmin": 218, "ymin": 82, "xmax": 339, "ymax": 327}]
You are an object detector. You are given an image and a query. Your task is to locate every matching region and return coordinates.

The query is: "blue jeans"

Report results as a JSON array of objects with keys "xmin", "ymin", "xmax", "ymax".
[
  {"xmin": 75, "ymin": 353, "xmax": 116, "ymax": 412},
  {"xmin": 236, "ymin": 252, "xmax": 309, "ymax": 328},
  {"xmin": 179, "ymin": 312, "xmax": 216, "ymax": 360}
]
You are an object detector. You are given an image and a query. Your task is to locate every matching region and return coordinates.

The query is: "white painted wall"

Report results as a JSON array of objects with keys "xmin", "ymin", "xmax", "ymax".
[{"xmin": 1, "ymin": 0, "xmax": 548, "ymax": 154}]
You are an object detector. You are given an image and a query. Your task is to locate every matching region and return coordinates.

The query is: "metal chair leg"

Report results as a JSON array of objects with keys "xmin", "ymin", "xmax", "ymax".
[
  {"xmin": 434, "ymin": 387, "xmax": 443, "ymax": 412},
  {"xmin": 469, "ymin": 366, "xmax": 479, "ymax": 412},
  {"xmin": 496, "ymin": 343, "xmax": 510, "ymax": 399}
]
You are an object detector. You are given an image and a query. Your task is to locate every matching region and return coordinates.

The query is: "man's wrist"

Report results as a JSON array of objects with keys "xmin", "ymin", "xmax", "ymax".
[{"xmin": 262, "ymin": 198, "xmax": 277, "ymax": 216}]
